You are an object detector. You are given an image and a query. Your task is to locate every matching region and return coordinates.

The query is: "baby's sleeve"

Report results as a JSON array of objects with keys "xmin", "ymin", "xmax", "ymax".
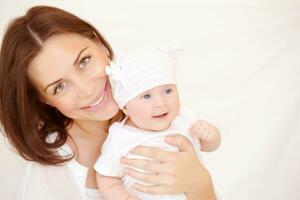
[{"xmin": 94, "ymin": 125, "xmax": 122, "ymax": 178}]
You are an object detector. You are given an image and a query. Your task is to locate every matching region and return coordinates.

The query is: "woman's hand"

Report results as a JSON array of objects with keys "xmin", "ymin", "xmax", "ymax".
[{"xmin": 121, "ymin": 134, "xmax": 217, "ymax": 200}]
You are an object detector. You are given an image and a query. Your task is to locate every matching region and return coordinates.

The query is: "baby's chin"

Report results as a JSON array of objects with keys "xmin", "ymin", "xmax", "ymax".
[
  {"xmin": 150, "ymin": 122, "xmax": 172, "ymax": 132},
  {"xmin": 149, "ymin": 114, "xmax": 178, "ymax": 131}
]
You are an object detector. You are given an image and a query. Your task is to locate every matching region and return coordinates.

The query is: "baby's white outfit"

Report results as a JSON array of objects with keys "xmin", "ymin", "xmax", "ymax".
[{"xmin": 94, "ymin": 107, "xmax": 201, "ymax": 200}]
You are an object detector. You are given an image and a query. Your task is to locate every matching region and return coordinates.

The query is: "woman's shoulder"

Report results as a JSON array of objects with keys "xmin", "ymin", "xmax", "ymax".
[{"xmin": 1, "ymin": 134, "xmax": 85, "ymax": 200}]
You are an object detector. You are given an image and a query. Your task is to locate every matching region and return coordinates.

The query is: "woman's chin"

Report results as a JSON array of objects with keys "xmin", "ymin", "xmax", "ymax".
[{"xmin": 103, "ymin": 102, "xmax": 120, "ymax": 120}]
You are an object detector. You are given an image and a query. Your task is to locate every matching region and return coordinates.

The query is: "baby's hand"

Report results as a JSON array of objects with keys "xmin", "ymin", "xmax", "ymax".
[{"xmin": 189, "ymin": 120, "xmax": 218, "ymax": 142}]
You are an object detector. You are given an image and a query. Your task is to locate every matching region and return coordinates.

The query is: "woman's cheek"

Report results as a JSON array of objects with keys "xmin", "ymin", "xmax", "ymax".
[
  {"xmin": 93, "ymin": 63, "xmax": 106, "ymax": 78},
  {"xmin": 51, "ymin": 97, "xmax": 77, "ymax": 115}
]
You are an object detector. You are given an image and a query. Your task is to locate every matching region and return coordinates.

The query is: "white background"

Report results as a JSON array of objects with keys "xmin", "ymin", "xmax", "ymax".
[{"xmin": 1, "ymin": 0, "xmax": 300, "ymax": 199}]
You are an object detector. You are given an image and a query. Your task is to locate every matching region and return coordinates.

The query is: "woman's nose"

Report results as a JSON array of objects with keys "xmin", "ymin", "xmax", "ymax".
[{"xmin": 75, "ymin": 77, "xmax": 94, "ymax": 98}]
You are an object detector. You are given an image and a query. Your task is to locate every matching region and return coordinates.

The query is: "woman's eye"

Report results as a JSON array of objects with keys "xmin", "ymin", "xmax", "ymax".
[
  {"xmin": 79, "ymin": 56, "xmax": 91, "ymax": 69},
  {"xmin": 141, "ymin": 94, "xmax": 151, "ymax": 100},
  {"xmin": 53, "ymin": 82, "xmax": 67, "ymax": 94},
  {"xmin": 164, "ymin": 88, "xmax": 172, "ymax": 95}
]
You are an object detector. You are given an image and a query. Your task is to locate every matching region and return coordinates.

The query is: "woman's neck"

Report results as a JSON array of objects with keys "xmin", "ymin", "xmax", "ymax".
[
  {"xmin": 69, "ymin": 119, "xmax": 109, "ymax": 139},
  {"xmin": 66, "ymin": 119, "xmax": 108, "ymax": 174}
]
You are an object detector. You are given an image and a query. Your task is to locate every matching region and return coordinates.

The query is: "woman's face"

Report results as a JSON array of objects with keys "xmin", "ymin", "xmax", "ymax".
[{"xmin": 27, "ymin": 33, "xmax": 119, "ymax": 122}]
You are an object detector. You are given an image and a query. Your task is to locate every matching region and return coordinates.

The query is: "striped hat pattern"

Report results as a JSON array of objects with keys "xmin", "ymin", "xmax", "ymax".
[{"xmin": 105, "ymin": 45, "xmax": 181, "ymax": 109}]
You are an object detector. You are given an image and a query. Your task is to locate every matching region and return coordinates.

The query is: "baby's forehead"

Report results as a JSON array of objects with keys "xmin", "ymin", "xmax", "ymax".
[{"xmin": 142, "ymin": 84, "xmax": 177, "ymax": 93}]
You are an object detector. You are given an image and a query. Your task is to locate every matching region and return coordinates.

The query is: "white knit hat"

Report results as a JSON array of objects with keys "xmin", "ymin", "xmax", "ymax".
[{"xmin": 105, "ymin": 45, "xmax": 181, "ymax": 109}]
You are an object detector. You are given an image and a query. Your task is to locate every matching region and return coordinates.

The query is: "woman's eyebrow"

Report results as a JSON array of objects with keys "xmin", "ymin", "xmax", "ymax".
[
  {"xmin": 43, "ymin": 47, "xmax": 89, "ymax": 91},
  {"xmin": 44, "ymin": 79, "xmax": 63, "ymax": 91},
  {"xmin": 73, "ymin": 46, "xmax": 89, "ymax": 66}
]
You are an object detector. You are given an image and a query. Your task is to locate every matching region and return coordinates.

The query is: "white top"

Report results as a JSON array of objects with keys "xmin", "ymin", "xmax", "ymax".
[
  {"xmin": 58, "ymin": 141, "xmax": 103, "ymax": 200},
  {"xmin": 0, "ymin": 136, "xmax": 99, "ymax": 200},
  {"xmin": 0, "ymin": 132, "xmax": 103, "ymax": 200},
  {"xmin": 94, "ymin": 107, "xmax": 201, "ymax": 200}
]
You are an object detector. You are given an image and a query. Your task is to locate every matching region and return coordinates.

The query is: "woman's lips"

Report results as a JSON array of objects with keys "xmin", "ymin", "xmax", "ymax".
[{"xmin": 88, "ymin": 93, "xmax": 105, "ymax": 108}]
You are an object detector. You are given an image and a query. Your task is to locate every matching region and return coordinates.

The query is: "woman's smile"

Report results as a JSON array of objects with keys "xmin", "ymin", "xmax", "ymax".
[{"xmin": 81, "ymin": 80, "xmax": 110, "ymax": 112}]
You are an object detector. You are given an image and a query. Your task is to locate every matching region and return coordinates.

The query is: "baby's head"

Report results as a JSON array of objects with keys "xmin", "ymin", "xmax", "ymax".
[{"xmin": 105, "ymin": 45, "xmax": 181, "ymax": 131}]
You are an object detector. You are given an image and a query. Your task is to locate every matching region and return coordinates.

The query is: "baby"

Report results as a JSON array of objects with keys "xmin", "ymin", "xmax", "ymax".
[{"xmin": 94, "ymin": 45, "xmax": 221, "ymax": 200}]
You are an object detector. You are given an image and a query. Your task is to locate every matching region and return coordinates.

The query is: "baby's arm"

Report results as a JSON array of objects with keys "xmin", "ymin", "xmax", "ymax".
[
  {"xmin": 189, "ymin": 120, "xmax": 221, "ymax": 152},
  {"xmin": 94, "ymin": 123, "xmax": 140, "ymax": 200},
  {"xmin": 96, "ymin": 173, "xmax": 140, "ymax": 200}
]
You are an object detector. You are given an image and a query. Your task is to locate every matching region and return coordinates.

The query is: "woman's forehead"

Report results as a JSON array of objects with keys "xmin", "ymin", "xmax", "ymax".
[
  {"xmin": 27, "ymin": 34, "xmax": 95, "ymax": 90},
  {"xmin": 41, "ymin": 33, "xmax": 94, "ymax": 54}
]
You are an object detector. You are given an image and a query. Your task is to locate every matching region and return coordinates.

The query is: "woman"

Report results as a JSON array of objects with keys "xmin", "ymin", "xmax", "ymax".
[{"xmin": 0, "ymin": 5, "xmax": 217, "ymax": 200}]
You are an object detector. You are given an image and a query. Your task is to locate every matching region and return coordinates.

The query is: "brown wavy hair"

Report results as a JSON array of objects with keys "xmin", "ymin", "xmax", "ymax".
[{"xmin": 0, "ymin": 6, "xmax": 122, "ymax": 165}]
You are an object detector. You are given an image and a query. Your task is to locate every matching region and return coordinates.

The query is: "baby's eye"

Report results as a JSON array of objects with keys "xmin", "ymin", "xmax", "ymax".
[
  {"xmin": 164, "ymin": 88, "xmax": 173, "ymax": 95},
  {"xmin": 141, "ymin": 93, "xmax": 151, "ymax": 100},
  {"xmin": 79, "ymin": 56, "xmax": 91, "ymax": 69},
  {"xmin": 54, "ymin": 82, "xmax": 67, "ymax": 94}
]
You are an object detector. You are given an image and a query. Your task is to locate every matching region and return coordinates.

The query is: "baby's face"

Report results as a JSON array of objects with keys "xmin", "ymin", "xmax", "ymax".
[{"xmin": 123, "ymin": 84, "xmax": 180, "ymax": 131}]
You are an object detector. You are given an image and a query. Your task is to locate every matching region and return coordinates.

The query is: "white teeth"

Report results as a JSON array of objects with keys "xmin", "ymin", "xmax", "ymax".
[{"xmin": 89, "ymin": 93, "xmax": 104, "ymax": 107}]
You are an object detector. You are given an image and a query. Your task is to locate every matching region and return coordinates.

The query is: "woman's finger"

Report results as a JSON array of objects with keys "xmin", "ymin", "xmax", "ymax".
[
  {"xmin": 165, "ymin": 134, "xmax": 194, "ymax": 152},
  {"xmin": 132, "ymin": 183, "xmax": 182, "ymax": 195},
  {"xmin": 121, "ymin": 158, "xmax": 169, "ymax": 173},
  {"xmin": 131, "ymin": 146, "xmax": 176, "ymax": 162},
  {"xmin": 124, "ymin": 167, "xmax": 173, "ymax": 185}
]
